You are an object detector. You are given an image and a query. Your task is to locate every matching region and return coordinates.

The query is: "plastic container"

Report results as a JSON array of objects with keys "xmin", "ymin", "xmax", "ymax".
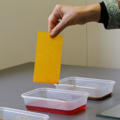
[
  {"xmin": 54, "ymin": 77, "xmax": 116, "ymax": 100},
  {"xmin": 0, "ymin": 107, "xmax": 49, "ymax": 120},
  {"xmin": 21, "ymin": 88, "xmax": 89, "ymax": 115}
]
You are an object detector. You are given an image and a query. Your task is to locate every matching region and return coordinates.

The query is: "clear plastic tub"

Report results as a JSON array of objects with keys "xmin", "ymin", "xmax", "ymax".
[
  {"xmin": 21, "ymin": 88, "xmax": 89, "ymax": 115},
  {"xmin": 54, "ymin": 77, "xmax": 116, "ymax": 100},
  {"xmin": 0, "ymin": 107, "xmax": 49, "ymax": 120}
]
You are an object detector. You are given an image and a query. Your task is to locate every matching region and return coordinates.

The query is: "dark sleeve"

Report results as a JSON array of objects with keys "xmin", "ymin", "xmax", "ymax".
[{"xmin": 99, "ymin": 1, "xmax": 109, "ymax": 29}]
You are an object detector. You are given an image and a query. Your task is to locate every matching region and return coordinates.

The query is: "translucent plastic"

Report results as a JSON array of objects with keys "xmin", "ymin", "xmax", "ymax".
[
  {"xmin": 55, "ymin": 77, "xmax": 116, "ymax": 100},
  {"xmin": 0, "ymin": 107, "xmax": 49, "ymax": 120},
  {"xmin": 21, "ymin": 88, "xmax": 89, "ymax": 115}
]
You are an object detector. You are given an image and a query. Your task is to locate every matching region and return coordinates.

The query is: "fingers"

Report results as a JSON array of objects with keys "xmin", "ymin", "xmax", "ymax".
[
  {"xmin": 48, "ymin": 13, "xmax": 58, "ymax": 33},
  {"xmin": 48, "ymin": 5, "xmax": 64, "ymax": 37},
  {"xmin": 48, "ymin": 5, "xmax": 61, "ymax": 32},
  {"xmin": 50, "ymin": 18, "xmax": 68, "ymax": 37}
]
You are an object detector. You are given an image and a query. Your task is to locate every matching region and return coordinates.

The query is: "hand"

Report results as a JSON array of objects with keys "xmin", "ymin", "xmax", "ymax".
[
  {"xmin": 48, "ymin": 4, "xmax": 100, "ymax": 37},
  {"xmin": 48, "ymin": 5, "xmax": 86, "ymax": 37}
]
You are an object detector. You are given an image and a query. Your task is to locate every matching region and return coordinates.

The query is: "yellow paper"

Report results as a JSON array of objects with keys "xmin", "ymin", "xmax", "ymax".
[{"xmin": 33, "ymin": 31, "xmax": 63, "ymax": 84}]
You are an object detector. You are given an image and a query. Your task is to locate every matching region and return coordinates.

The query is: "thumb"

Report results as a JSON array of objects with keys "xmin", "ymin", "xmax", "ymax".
[{"xmin": 50, "ymin": 18, "xmax": 67, "ymax": 37}]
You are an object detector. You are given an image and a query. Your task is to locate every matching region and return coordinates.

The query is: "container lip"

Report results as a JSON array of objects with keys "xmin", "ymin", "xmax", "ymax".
[
  {"xmin": 21, "ymin": 88, "xmax": 89, "ymax": 103},
  {"xmin": 54, "ymin": 84, "xmax": 97, "ymax": 90},
  {"xmin": 58, "ymin": 76, "xmax": 116, "ymax": 83},
  {"xmin": 0, "ymin": 107, "xmax": 49, "ymax": 119},
  {"xmin": 54, "ymin": 77, "xmax": 116, "ymax": 89}
]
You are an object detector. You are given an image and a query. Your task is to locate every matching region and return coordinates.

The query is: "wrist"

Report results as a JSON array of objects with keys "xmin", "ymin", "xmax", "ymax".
[{"xmin": 82, "ymin": 4, "xmax": 101, "ymax": 23}]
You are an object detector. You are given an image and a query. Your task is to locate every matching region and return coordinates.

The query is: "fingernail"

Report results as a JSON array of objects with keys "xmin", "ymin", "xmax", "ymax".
[{"xmin": 50, "ymin": 30, "xmax": 54, "ymax": 37}]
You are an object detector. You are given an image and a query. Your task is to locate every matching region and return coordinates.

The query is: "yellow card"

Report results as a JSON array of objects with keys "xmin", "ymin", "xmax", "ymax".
[{"xmin": 33, "ymin": 31, "xmax": 63, "ymax": 84}]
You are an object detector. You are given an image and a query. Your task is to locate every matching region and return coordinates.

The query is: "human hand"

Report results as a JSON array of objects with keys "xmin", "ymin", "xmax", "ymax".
[
  {"xmin": 48, "ymin": 5, "xmax": 87, "ymax": 37},
  {"xmin": 48, "ymin": 4, "xmax": 100, "ymax": 37}
]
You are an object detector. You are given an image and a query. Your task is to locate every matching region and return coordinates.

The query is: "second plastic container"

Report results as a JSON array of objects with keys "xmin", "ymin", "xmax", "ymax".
[{"xmin": 55, "ymin": 77, "xmax": 116, "ymax": 100}]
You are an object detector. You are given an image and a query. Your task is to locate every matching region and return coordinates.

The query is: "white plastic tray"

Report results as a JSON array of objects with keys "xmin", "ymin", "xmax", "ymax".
[
  {"xmin": 0, "ymin": 107, "xmax": 49, "ymax": 120},
  {"xmin": 55, "ymin": 77, "xmax": 116, "ymax": 100},
  {"xmin": 21, "ymin": 88, "xmax": 89, "ymax": 115}
]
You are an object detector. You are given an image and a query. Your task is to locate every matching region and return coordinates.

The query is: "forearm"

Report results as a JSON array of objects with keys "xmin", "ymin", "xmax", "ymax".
[
  {"xmin": 80, "ymin": 0, "xmax": 120, "ymax": 29},
  {"xmin": 83, "ymin": 4, "xmax": 101, "ymax": 23},
  {"xmin": 72, "ymin": 4, "xmax": 101, "ymax": 25}
]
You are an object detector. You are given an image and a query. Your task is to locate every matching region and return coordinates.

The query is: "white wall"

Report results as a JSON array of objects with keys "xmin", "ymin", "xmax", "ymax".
[
  {"xmin": 0, "ymin": 0, "xmax": 61, "ymax": 69},
  {"xmin": 87, "ymin": 0, "xmax": 120, "ymax": 69},
  {"xmin": 0, "ymin": 0, "xmax": 87, "ymax": 70},
  {"xmin": 62, "ymin": 0, "xmax": 87, "ymax": 66}
]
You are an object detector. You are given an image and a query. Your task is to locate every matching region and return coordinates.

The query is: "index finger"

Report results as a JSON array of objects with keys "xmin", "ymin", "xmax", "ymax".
[{"xmin": 48, "ymin": 6, "xmax": 62, "ymax": 33}]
